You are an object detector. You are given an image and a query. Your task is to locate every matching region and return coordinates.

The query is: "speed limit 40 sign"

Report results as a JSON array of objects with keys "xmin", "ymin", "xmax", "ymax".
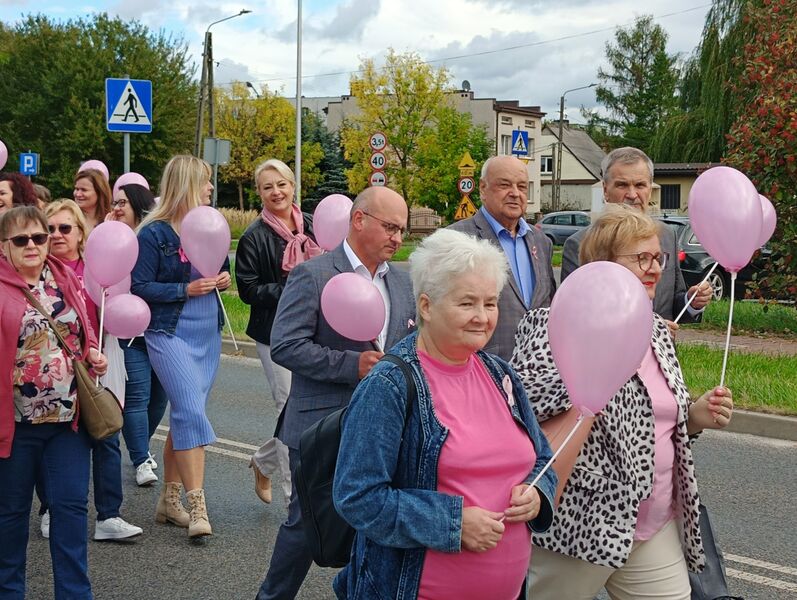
[
  {"xmin": 457, "ymin": 177, "xmax": 475, "ymax": 195},
  {"xmin": 369, "ymin": 152, "xmax": 387, "ymax": 171}
]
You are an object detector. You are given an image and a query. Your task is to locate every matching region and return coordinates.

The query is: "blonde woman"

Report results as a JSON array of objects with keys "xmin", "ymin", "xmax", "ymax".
[{"xmin": 131, "ymin": 155, "xmax": 231, "ymax": 538}]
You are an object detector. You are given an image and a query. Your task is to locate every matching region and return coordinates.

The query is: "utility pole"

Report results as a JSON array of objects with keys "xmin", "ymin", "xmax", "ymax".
[
  {"xmin": 194, "ymin": 32, "xmax": 210, "ymax": 157},
  {"xmin": 295, "ymin": 0, "xmax": 303, "ymax": 206},
  {"xmin": 553, "ymin": 83, "xmax": 597, "ymax": 212}
]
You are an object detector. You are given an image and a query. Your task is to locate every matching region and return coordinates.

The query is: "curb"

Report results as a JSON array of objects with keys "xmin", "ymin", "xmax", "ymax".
[{"xmin": 220, "ymin": 339, "xmax": 797, "ymax": 443}]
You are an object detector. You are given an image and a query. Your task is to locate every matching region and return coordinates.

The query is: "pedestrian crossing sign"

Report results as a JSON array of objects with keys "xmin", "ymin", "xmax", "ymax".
[
  {"xmin": 106, "ymin": 78, "xmax": 152, "ymax": 133},
  {"xmin": 511, "ymin": 130, "xmax": 529, "ymax": 156}
]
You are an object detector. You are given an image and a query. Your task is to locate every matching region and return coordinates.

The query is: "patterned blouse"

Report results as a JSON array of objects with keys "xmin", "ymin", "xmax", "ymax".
[{"xmin": 13, "ymin": 266, "xmax": 84, "ymax": 424}]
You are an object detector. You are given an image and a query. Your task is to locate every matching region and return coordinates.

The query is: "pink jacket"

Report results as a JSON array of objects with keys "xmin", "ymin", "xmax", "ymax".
[{"xmin": 0, "ymin": 256, "xmax": 98, "ymax": 458}]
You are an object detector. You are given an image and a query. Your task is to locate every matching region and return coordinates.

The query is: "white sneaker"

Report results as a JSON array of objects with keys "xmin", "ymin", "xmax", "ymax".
[
  {"xmin": 136, "ymin": 461, "xmax": 158, "ymax": 486},
  {"xmin": 94, "ymin": 517, "xmax": 143, "ymax": 541},
  {"xmin": 40, "ymin": 511, "xmax": 50, "ymax": 539},
  {"xmin": 146, "ymin": 452, "xmax": 158, "ymax": 470}
]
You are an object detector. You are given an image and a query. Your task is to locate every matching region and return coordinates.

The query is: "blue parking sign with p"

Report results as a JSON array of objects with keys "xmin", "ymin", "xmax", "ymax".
[{"xmin": 20, "ymin": 153, "xmax": 39, "ymax": 176}]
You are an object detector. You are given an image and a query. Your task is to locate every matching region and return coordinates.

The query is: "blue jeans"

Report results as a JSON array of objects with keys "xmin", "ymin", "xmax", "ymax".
[
  {"xmin": 0, "ymin": 422, "xmax": 92, "ymax": 600},
  {"xmin": 120, "ymin": 341, "xmax": 168, "ymax": 467}
]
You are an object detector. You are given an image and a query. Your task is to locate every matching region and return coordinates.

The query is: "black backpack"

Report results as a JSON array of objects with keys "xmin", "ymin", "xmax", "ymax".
[{"xmin": 294, "ymin": 354, "xmax": 417, "ymax": 568}]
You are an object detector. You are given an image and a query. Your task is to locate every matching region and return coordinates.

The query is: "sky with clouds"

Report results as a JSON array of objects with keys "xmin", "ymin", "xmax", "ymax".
[{"xmin": 0, "ymin": 0, "xmax": 712, "ymax": 122}]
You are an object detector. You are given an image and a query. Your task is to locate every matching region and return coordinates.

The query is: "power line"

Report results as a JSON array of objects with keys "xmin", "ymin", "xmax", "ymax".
[{"xmin": 217, "ymin": 3, "xmax": 711, "ymax": 88}]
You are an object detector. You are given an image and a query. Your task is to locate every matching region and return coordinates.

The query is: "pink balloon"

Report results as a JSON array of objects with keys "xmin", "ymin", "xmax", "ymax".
[
  {"xmin": 688, "ymin": 166, "xmax": 763, "ymax": 273},
  {"xmin": 180, "ymin": 206, "xmax": 231, "ymax": 277},
  {"xmin": 77, "ymin": 160, "xmax": 110, "ymax": 181},
  {"xmin": 549, "ymin": 261, "xmax": 653, "ymax": 416},
  {"xmin": 0, "ymin": 140, "xmax": 7, "ymax": 170},
  {"xmin": 84, "ymin": 221, "xmax": 139, "ymax": 287},
  {"xmin": 321, "ymin": 273, "xmax": 386, "ymax": 342},
  {"xmin": 757, "ymin": 195, "xmax": 777, "ymax": 248},
  {"xmin": 103, "ymin": 294, "xmax": 151, "ymax": 338},
  {"xmin": 83, "ymin": 267, "xmax": 131, "ymax": 305},
  {"xmin": 313, "ymin": 194, "xmax": 353, "ymax": 251},
  {"xmin": 113, "ymin": 172, "xmax": 149, "ymax": 198}
]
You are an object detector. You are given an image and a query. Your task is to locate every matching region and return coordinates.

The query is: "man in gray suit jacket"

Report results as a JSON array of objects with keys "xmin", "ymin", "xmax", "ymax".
[
  {"xmin": 256, "ymin": 187, "xmax": 416, "ymax": 600},
  {"xmin": 561, "ymin": 147, "xmax": 713, "ymax": 326},
  {"xmin": 448, "ymin": 155, "xmax": 556, "ymax": 360}
]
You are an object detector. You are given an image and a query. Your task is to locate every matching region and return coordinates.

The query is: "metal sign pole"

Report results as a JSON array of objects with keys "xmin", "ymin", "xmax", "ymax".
[{"xmin": 123, "ymin": 133, "xmax": 130, "ymax": 174}]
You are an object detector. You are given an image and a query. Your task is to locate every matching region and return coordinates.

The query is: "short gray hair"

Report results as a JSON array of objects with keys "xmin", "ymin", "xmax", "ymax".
[
  {"xmin": 409, "ymin": 229, "xmax": 508, "ymax": 326},
  {"xmin": 601, "ymin": 147, "xmax": 654, "ymax": 182}
]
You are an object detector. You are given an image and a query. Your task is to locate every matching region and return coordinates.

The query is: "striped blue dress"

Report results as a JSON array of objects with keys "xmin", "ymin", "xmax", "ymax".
[{"xmin": 145, "ymin": 268, "xmax": 221, "ymax": 450}]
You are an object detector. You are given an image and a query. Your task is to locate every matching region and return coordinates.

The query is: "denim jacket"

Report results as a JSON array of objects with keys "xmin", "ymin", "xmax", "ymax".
[
  {"xmin": 131, "ymin": 220, "xmax": 229, "ymax": 334},
  {"xmin": 332, "ymin": 332, "xmax": 557, "ymax": 600}
]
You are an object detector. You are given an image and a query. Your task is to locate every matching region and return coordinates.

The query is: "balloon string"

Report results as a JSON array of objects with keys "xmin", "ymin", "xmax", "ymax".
[
  {"xmin": 674, "ymin": 262, "xmax": 718, "ymax": 324},
  {"xmin": 96, "ymin": 289, "xmax": 106, "ymax": 385},
  {"xmin": 719, "ymin": 272, "xmax": 737, "ymax": 388},
  {"xmin": 216, "ymin": 288, "xmax": 238, "ymax": 351},
  {"xmin": 521, "ymin": 414, "xmax": 585, "ymax": 498}
]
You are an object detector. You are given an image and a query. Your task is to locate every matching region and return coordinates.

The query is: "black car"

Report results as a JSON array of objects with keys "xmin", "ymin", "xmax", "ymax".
[{"xmin": 659, "ymin": 216, "xmax": 770, "ymax": 300}]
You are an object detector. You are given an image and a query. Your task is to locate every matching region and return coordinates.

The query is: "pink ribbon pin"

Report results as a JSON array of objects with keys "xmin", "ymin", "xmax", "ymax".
[
  {"xmin": 531, "ymin": 246, "xmax": 538, "ymax": 260},
  {"xmin": 502, "ymin": 375, "xmax": 515, "ymax": 406},
  {"xmin": 408, "ymin": 318, "xmax": 415, "ymax": 328}
]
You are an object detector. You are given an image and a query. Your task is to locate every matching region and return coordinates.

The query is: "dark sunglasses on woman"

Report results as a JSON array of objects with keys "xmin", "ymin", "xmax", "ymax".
[
  {"xmin": 5, "ymin": 233, "xmax": 50, "ymax": 247},
  {"xmin": 48, "ymin": 224, "xmax": 73, "ymax": 235}
]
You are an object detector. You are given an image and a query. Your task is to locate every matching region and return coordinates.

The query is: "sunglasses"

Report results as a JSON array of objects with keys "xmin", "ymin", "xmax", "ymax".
[
  {"xmin": 48, "ymin": 223, "xmax": 73, "ymax": 235},
  {"xmin": 5, "ymin": 233, "xmax": 50, "ymax": 248}
]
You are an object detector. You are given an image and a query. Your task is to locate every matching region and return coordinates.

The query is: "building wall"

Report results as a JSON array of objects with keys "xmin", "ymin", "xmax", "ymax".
[
  {"xmin": 654, "ymin": 175, "xmax": 697, "ymax": 214},
  {"xmin": 540, "ymin": 184, "xmax": 593, "ymax": 211},
  {"xmin": 325, "ymin": 96, "xmax": 362, "ymax": 132}
]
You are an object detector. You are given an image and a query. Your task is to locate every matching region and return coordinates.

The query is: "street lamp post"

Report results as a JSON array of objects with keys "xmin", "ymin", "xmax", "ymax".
[
  {"xmin": 553, "ymin": 83, "xmax": 596, "ymax": 212},
  {"xmin": 246, "ymin": 81, "xmax": 261, "ymax": 99},
  {"xmin": 194, "ymin": 9, "xmax": 252, "ymax": 162},
  {"xmin": 295, "ymin": 0, "xmax": 303, "ymax": 206}
]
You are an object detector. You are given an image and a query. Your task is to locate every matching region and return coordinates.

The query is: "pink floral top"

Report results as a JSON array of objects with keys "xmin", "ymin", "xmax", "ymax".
[{"xmin": 13, "ymin": 266, "xmax": 83, "ymax": 424}]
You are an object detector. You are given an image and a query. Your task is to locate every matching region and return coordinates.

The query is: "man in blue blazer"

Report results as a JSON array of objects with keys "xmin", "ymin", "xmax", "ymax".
[{"xmin": 255, "ymin": 186, "xmax": 416, "ymax": 600}]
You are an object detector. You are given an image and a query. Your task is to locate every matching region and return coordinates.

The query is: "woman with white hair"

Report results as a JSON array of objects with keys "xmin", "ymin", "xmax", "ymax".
[
  {"xmin": 332, "ymin": 228, "xmax": 557, "ymax": 600},
  {"xmin": 235, "ymin": 158, "xmax": 321, "ymax": 506}
]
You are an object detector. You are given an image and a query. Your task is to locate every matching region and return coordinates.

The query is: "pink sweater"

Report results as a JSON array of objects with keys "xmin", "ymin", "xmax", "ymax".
[{"xmin": 417, "ymin": 350, "xmax": 535, "ymax": 600}]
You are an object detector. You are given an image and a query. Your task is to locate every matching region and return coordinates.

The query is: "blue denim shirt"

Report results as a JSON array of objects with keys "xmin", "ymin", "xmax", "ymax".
[
  {"xmin": 131, "ymin": 220, "xmax": 229, "ymax": 334},
  {"xmin": 332, "ymin": 332, "xmax": 557, "ymax": 600}
]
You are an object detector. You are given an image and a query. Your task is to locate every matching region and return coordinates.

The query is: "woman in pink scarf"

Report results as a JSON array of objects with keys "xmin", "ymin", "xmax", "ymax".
[{"xmin": 234, "ymin": 159, "xmax": 323, "ymax": 507}]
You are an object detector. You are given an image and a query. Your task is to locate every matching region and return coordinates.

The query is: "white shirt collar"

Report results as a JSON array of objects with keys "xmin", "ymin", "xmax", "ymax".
[{"xmin": 343, "ymin": 239, "xmax": 390, "ymax": 280}]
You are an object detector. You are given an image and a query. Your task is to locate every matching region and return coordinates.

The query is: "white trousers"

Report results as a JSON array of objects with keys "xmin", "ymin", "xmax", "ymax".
[
  {"xmin": 252, "ymin": 342, "xmax": 292, "ymax": 504},
  {"xmin": 528, "ymin": 520, "xmax": 691, "ymax": 600}
]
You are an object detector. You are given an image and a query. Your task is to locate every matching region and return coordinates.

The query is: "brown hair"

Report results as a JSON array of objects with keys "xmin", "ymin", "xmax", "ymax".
[
  {"xmin": 580, "ymin": 204, "xmax": 661, "ymax": 264},
  {"xmin": 45, "ymin": 199, "xmax": 89, "ymax": 256},
  {"xmin": 0, "ymin": 172, "xmax": 39, "ymax": 207},
  {"xmin": 0, "ymin": 205, "xmax": 49, "ymax": 241},
  {"xmin": 74, "ymin": 168, "xmax": 112, "ymax": 222}
]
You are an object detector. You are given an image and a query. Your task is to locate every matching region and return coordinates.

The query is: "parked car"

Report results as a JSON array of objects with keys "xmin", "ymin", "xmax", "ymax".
[
  {"xmin": 535, "ymin": 211, "xmax": 590, "ymax": 245},
  {"xmin": 658, "ymin": 216, "xmax": 771, "ymax": 300}
]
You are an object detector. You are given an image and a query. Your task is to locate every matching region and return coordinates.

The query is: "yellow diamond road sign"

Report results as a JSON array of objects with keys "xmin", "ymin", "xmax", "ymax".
[{"xmin": 458, "ymin": 151, "xmax": 476, "ymax": 177}]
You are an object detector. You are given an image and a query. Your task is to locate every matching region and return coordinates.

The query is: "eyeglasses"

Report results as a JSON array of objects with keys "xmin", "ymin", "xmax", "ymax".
[
  {"xmin": 48, "ymin": 223, "xmax": 73, "ymax": 235},
  {"xmin": 617, "ymin": 251, "xmax": 669, "ymax": 272},
  {"xmin": 5, "ymin": 233, "xmax": 50, "ymax": 248},
  {"xmin": 111, "ymin": 199, "xmax": 128, "ymax": 208},
  {"xmin": 361, "ymin": 211, "xmax": 406, "ymax": 237}
]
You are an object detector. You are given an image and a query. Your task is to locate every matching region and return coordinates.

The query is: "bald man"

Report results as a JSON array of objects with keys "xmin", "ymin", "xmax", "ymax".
[
  {"xmin": 449, "ymin": 156, "xmax": 557, "ymax": 360},
  {"xmin": 256, "ymin": 187, "xmax": 417, "ymax": 600}
]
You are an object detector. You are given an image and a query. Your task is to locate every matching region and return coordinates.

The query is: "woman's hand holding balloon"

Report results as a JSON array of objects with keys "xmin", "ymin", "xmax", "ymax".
[
  {"xmin": 504, "ymin": 484, "xmax": 541, "ymax": 523},
  {"xmin": 687, "ymin": 387, "xmax": 733, "ymax": 434},
  {"xmin": 215, "ymin": 272, "xmax": 231, "ymax": 291},
  {"xmin": 88, "ymin": 348, "xmax": 108, "ymax": 376},
  {"xmin": 187, "ymin": 277, "xmax": 219, "ymax": 297}
]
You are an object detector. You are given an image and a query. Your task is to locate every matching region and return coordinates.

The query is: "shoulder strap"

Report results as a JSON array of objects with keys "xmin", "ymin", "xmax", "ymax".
[
  {"xmin": 381, "ymin": 353, "xmax": 416, "ymax": 429},
  {"xmin": 20, "ymin": 286, "xmax": 77, "ymax": 359}
]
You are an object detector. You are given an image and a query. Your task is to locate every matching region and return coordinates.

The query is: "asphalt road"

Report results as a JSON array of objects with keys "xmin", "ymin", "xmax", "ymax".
[{"xmin": 25, "ymin": 355, "xmax": 797, "ymax": 600}]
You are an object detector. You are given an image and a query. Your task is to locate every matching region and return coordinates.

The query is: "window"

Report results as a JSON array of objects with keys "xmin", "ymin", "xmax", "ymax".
[
  {"xmin": 501, "ymin": 116, "xmax": 513, "ymax": 125},
  {"xmin": 525, "ymin": 119, "xmax": 536, "ymax": 128},
  {"xmin": 540, "ymin": 156, "xmax": 553, "ymax": 174},
  {"xmin": 661, "ymin": 184, "xmax": 681, "ymax": 211},
  {"xmin": 500, "ymin": 134, "xmax": 512, "ymax": 155},
  {"xmin": 574, "ymin": 213, "xmax": 590, "ymax": 226}
]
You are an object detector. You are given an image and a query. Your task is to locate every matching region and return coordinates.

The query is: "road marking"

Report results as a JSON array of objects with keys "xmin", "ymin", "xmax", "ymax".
[
  {"xmin": 727, "ymin": 568, "xmax": 797, "ymax": 592},
  {"xmin": 152, "ymin": 433, "xmax": 253, "ymax": 461},
  {"xmin": 151, "ymin": 427, "xmax": 797, "ymax": 593},
  {"xmin": 726, "ymin": 553, "xmax": 797, "ymax": 577},
  {"xmin": 155, "ymin": 424, "xmax": 259, "ymax": 452}
]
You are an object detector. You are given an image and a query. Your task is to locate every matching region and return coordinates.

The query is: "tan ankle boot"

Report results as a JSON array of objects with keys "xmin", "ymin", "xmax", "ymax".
[
  {"xmin": 155, "ymin": 481, "xmax": 190, "ymax": 528},
  {"xmin": 186, "ymin": 488, "xmax": 212, "ymax": 538}
]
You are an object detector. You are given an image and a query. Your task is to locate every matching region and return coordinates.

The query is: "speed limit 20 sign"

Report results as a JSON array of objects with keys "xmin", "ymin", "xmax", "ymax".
[{"xmin": 457, "ymin": 177, "xmax": 475, "ymax": 195}]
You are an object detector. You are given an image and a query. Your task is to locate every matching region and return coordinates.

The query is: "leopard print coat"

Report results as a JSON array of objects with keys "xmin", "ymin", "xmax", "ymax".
[{"xmin": 510, "ymin": 308, "xmax": 705, "ymax": 572}]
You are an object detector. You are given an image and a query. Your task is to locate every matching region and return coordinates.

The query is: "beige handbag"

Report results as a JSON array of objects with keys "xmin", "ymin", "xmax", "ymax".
[
  {"xmin": 539, "ymin": 408, "xmax": 596, "ymax": 507},
  {"xmin": 22, "ymin": 288, "xmax": 123, "ymax": 440}
]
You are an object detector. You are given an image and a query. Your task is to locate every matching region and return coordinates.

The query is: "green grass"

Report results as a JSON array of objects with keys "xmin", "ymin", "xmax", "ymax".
[
  {"xmin": 220, "ymin": 292, "xmax": 251, "ymax": 342},
  {"xmin": 392, "ymin": 239, "xmax": 417, "ymax": 262},
  {"xmin": 230, "ymin": 239, "xmax": 239, "ymax": 252},
  {"xmin": 677, "ymin": 343, "xmax": 797, "ymax": 415},
  {"xmin": 552, "ymin": 247, "xmax": 562, "ymax": 268},
  {"xmin": 684, "ymin": 299, "xmax": 797, "ymax": 338}
]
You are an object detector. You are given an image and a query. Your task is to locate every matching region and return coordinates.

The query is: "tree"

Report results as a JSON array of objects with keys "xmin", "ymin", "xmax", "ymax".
[
  {"xmin": 214, "ymin": 83, "xmax": 323, "ymax": 209},
  {"xmin": 592, "ymin": 15, "xmax": 680, "ymax": 153},
  {"xmin": 0, "ymin": 14, "xmax": 196, "ymax": 196},
  {"xmin": 301, "ymin": 110, "xmax": 350, "ymax": 213},
  {"xmin": 723, "ymin": 0, "xmax": 797, "ymax": 301},
  {"xmin": 341, "ymin": 50, "xmax": 492, "ymax": 218}
]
